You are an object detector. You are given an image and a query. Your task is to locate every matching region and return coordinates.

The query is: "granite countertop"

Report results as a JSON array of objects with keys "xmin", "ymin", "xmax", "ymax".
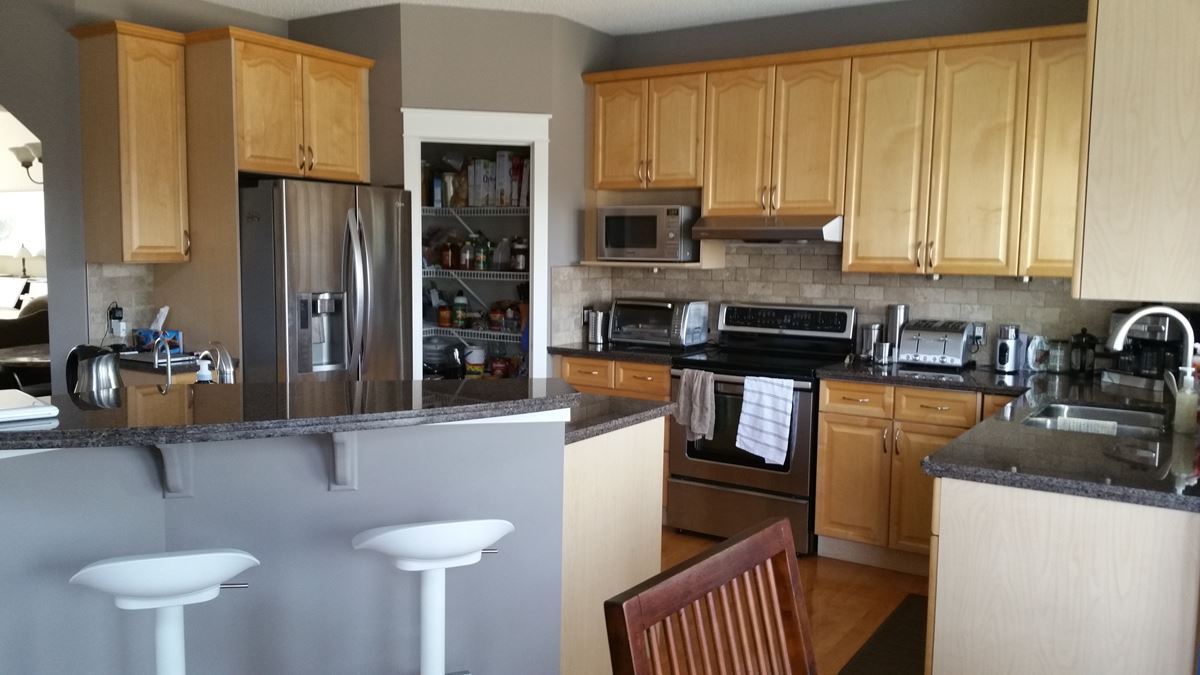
[
  {"xmin": 548, "ymin": 342, "xmax": 703, "ymax": 365},
  {"xmin": 119, "ymin": 353, "xmax": 240, "ymax": 375},
  {"xmin": 0, "ymin": 379, "xmax": 581, "ymax": 450},
  {"xmin": 816, "ymin": 361, "xmax": 1033, "ymax": 396},
  {"xmin": 923, "ymin": 376, "xmax": 1200, "ymax": 512},
  {"xmin": 565, "ymin": 393, "xmax": 675, "ymax": 444}
]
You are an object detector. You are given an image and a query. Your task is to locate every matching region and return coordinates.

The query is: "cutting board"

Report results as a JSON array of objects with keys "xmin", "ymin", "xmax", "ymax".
[{"xmin": 0, "ymin": 389, "xmax": 59, "ymax": 422}]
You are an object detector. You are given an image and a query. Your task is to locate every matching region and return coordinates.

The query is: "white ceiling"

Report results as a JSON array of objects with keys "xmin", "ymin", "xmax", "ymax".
[{"xmin": 207, "ymin": 0, "xmax": 897, "ymax": 35}]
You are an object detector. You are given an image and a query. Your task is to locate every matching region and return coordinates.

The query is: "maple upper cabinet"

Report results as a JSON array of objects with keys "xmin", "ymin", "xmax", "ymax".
[
  {"xmin": 197, "ymin": 28, "xmax": 372, "ymax": 182},
  {"xmin": 74, "ymin": 22, "xmax": 190, "ymax": 263},
  {"xmin": 1075, "ymin": 0, "xmax": 1200, "ymax": 303},
  {"xmin": 927, "ymin": 43, "xmax": 1030, "ymax": 276},
  {"xmin": 1019, "ymin": 38, "xmax": 1086, "ymax": 277},
  {"xmin": 771, "ymin": 60, "xmax": 851, "ymax": 215},
  {"xmin": 593, "ymin": 74, "xmax": 705, "ymax": 190},
  {"xmin": 703, "ymin": 67, "xmax": 775, "ymax": 215},
  {"xmin": 842, "ymin": 51, "xmax": 936, "ymax": 273}
]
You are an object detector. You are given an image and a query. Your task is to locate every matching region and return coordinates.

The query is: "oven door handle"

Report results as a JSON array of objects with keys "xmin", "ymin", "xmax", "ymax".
[{"xmin": 670, "ymin": 369, "xmax": 813, "ymax": 391}]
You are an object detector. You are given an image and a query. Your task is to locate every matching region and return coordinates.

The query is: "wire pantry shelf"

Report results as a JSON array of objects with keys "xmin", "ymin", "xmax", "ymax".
[
  {"xmin": 423, "ymin": 327, "xmax": 523, "ymax": 344},
  {"xmin": 423, "ymin": 206, "xmax": 529, "ymax": 217},
  {"xmin": 423, "ymin": 268, "xmax": 529, "ymax": 282}
]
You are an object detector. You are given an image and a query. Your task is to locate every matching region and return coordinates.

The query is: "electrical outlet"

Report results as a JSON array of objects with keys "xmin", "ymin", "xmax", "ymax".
[{"xmin": 970, "ymin": 322, "xmax": 987, "ymax": 342}]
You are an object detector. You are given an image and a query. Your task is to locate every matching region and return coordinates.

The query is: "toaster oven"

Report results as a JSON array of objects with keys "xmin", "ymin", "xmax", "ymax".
[{"xmin": 608, "ymin": 299, "xmax": 709, "ymax": 348}]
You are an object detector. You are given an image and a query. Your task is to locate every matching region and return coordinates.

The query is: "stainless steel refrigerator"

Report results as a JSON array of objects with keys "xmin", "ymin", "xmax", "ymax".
[{"xmin": 238, "ymin": 178, "xmax": 411, "ymax": 383}]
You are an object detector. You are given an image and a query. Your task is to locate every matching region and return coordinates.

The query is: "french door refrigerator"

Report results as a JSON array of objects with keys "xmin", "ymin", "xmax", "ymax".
[{"xmin": 238, "ymin": 178, "xmax": 411, "ymax": 383}]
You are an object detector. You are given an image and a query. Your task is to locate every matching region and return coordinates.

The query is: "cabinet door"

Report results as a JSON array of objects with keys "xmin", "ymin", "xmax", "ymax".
[
  {"xmin": 119, "ymin": 34, "xmax": 190, "ymax": 262},
  {"xmin": 647, "ymin": 73, "xmax": 705, "ymax": 188},
  {"xmin": 842, "ymin": 52, "xmax": 936, "ymax": 273},
  {"xmin": 889, "ymin": 421, "xmax": 959, "ymax": 554},
  {"xmin": 771, "ymin": 59, "xmax": 850, "ymax": 215},
  {"xmin": 593, "ymin": 79, "xmax": 647, "ymax": 189},
  {"xmin": 234, "ymin": 41, "xmax": 304, "ymax": 176},
  {"xmin": 815, "ymin": 412, "xmax": 892, "ymax": 546},
  {"xmin": 1019, "ymin": 38, "xmax": 1087, "ymax": 278},
  {"xmin": 302, "ymin": 56, "xmax": 370, "ymax": 182},
  {"xmin": 703, "ymin": 67, "xmax": 774, "ymax": 216},
  {"xmin": 928, "ymin": 43, "xmax": 1030, "ymax": 276},
  {"xmin": 127, "ymin": 385, "xmax": 194, "ymax": 427}
]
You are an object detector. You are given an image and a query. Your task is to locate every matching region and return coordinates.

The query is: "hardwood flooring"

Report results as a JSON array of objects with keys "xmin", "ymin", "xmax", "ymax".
[{"xmin": 662, "ymin": 528, "xmax": 928, "ymax": 674}]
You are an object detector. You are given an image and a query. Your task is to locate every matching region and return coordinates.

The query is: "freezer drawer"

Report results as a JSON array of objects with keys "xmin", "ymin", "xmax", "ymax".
[{"xmin": 665, "ymin": 478, "xmax": 813, "ymax": 554}]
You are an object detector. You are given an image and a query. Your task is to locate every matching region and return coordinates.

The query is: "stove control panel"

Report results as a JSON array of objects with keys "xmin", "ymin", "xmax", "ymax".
[{"xmin": 718, "ymin": 303, "xmax": 856, "ymax": 340}]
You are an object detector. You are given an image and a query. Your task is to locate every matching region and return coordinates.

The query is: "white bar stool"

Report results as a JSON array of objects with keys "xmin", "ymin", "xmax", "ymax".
[
  {"xmin": 353, "ymin": 519, "xmax": 514, "ymax": 675},
  {"xmin": 70, "ymin": 548, "xmax": 260, "ymax": 675}
]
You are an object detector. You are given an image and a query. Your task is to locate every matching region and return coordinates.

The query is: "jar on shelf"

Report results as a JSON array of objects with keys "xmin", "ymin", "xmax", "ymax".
[
  {"xmin": 458, "ymin": 234, "xmax": 476, "ymax": 270},
  {"xmin": 440, "ymin": 239, "xmax": 458, "ymax": 269},
  {"xmin": 511, "ymin": 237, "xmax": 528, "ymax": 271},
  {"xmin": 451, "ymin": 291, "xmax": 468, "ymax": 328},
  {"xmin": 437, "ymin": 305, "xmax": 452, "ymax": 328}
]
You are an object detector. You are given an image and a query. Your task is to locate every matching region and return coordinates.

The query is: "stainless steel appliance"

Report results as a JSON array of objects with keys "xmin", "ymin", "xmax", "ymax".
[
  {"xmin": 596, "ymin": 205, "xmax": 699, "ymax": 262},
  {"xmin": 608, "ymin": 299, "xmax": 709, "ymax": 348},
  {"xmin": 668, "ymin": 303, "xmax": 856, "ymax": 554},
  {"xmin": 583, "ymin": 308, "xmax": 609, "ymax": 345},
  {"xmin": 885, "ymin": 303, "xmax": 909, "ymax": 351},
  {"xmin": 856, "ymin": 323, "xmax": 883, "ymax": 360},
  {"xmin": 239, "ymin": 179, "xmax": 411, "ymax": 383},
  {"xmin": 897, "ymin": 319, "xmax": 974, "ymax": 368},
  {"xmin": 690, "ymin": 214, "xmax": 843, "ymax": 243},
  {"xmin": 1102, "ymin": 306, "xmax": 1198, "ymax": 389},
  {"xmin": 994, "ymin": 323, "xmax": 1026, "ymax": 373},
  {"xmin": 65, "ymin": 345, "xmax": 124, "ymax": 395}
]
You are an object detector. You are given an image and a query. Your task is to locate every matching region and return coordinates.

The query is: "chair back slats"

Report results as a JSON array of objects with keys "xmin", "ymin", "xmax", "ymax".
[{"xmin": 606, "ymin": 518, "xmax": 817, "ymax": 675}]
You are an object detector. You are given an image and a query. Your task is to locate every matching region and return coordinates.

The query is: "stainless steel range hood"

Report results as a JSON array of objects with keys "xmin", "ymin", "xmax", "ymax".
[{"xmin": 691, "ymin": 215, "xmax": 843, "ymax": 243}]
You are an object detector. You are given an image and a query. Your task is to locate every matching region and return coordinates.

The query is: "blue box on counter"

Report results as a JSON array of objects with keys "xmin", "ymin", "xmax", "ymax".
[{"xmin": 133, "ymin": 329, "xmax": 184, "ymax": 353}]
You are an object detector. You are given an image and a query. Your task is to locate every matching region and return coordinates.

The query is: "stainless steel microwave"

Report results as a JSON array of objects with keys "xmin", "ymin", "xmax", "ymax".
[{"xmin": 596, "ymin": 205, "xmax": 699, "ymax": 262}]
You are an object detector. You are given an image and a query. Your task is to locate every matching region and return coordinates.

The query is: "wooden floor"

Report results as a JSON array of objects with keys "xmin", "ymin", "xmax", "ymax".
[{"xmin": 662, "ymin": 528, "xmax": 928, "ymax": 674}]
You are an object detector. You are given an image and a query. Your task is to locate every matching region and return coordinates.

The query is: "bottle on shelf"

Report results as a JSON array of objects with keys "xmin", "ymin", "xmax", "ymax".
[
  {"xmin": 493, "ymin": 237, "xmax": 511, "ymax": 270},
  {"xmin": 440, "ymin": 239, "xmax": 458, "ymax": 269},
  {"xmin": 511, "ymin": 237, "xmax": 529, "ymax": 271},
  {"xmin": 459, "ymin": 234, "xmax": 476, "ymax": 270},
  {"xmin": 451, "ymin": 291, "xmax": 469, "ymax": 328},
  {"xmin": 474, "ymin": 234, "xmax": 492, "ymax": 271}
]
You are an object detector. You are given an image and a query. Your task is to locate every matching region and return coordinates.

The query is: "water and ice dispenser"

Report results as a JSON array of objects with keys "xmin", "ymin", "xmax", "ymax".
[{"xmin": 296, "ymin": 292, "xmax": 347, "ymax": 373}]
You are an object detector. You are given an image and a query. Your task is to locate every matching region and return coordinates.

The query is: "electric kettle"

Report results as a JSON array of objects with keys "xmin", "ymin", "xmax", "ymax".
[{"xmin": 65, "ymin": 344, "xmax": 124, "ymax": 395}]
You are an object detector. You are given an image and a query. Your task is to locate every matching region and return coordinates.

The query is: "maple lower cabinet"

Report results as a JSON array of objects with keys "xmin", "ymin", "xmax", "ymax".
[
  {"xmin": 593, "ymin": 74, "xmax": 704, "ymax": 189},
  {"xmin": 927, "ymin": 43, "xmax": 1029, "ymax": 276},
  {"xmin": 1075, "ymin": 0, "xmax": 1200, "ymax": 303},
  {"xmin": 1019, "ymin": 37, "xmax": 1087, "ymax": 278},
  {"xmin": 842, "ymin": 51, "xmax": 937, "ymax": 273},
  {"xmin": 889, "ymin": 421, "xmax": 958, "ymax": 554},
  {"xmin": 703, "ymin": 67, "xmax": 775, "ymax": 215},
  {"xmin": 234, "ymin": 41, "xmax": 305, "ymax": 176},
  {"xmin": 75, "ymin": 22, "xmax": 190, "ymax": 263},
  {"xmin": 815, "ymin": 412, "xmax": 893, "ymax": 546},
  {"xmin": 771, "ymin": 60, "xmax": 851, "ymax": 215}
]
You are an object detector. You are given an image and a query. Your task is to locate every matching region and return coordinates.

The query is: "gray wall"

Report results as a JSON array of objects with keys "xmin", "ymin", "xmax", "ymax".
[
  {"xmin": 0, "ymin": 423, "xmax": 565, "ymax": 674},
  {"xmin": 608, "ymin": 0, "xmax": 1088, "ymax": 68},
  {"xmin": 1, "ymin": 0, "xmax": 285, "ymax": 392}
]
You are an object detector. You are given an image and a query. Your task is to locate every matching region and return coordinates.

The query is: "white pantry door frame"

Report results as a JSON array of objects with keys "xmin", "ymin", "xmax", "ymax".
[{"xmin": 402, "ymin": 108, "xmax": 552, "ymax": 381}]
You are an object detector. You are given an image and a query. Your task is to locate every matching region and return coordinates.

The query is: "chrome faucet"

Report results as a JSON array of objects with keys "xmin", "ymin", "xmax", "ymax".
[
  {"xmin": 205, "ymin": 341, "xmax": 236, "ymax": 384},
  {"xmin": 151, "ymin": 336, "xmax": 174, "ymax": 387},
  {"xmin": 1107, "ymin": 305, "xmax": 1196, "ymax": 378}
]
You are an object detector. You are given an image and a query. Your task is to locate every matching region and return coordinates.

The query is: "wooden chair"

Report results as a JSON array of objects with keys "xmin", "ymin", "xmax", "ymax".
[{"xmin": 605, "ymin": 518, "xmax": 817, "ymax": 675}]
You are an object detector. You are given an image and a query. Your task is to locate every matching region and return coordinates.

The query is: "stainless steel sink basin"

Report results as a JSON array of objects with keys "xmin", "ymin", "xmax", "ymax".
[{"xmin": 1021, "ymin": 403, "xmax": 1166, "ymax": 440}]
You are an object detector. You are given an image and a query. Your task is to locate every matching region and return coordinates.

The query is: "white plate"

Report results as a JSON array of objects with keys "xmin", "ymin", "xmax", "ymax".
[{"xmin": 0, "ymin": 389, "xmax": 59, "ymax": 423}]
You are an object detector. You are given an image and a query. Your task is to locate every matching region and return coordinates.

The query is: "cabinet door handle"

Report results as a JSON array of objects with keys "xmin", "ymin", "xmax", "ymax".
[
  {"xmin": 921, "ymin": 404, "xmax": 952, "ymax": 411},
  {"xmin": 759, "ymin": 186, "xmax": 768, "ymax": 211},
  {"xmin": 882, "ymin": 426, "xmax": 889, "ymax": 453},
  {"xmin": 927, "ymin": 241, "xmax": 935, "ymax": 268},
  {"xmin": 183, "ymin": 230, "xmax": 191, "ymax": 257},
  {"xmin": 307, "ymin": 146, "xmax": 315, "ymax": 171},
  {"xmin": 635, "ymin": 161, "xmax": 644, "ymax": 184},
  {"xmin": 842, "ymin": 396, "xmax": 870, "ymax": 403},
  {"xmin": 771, "ymin": 185, "xmax": 779, "ymax": 211},
  {"xmin": 298, "ymin": 144, "xmax": 306, "ymax": 170},
  {"xmin": 916, "ymin": 240, "xmax": 924, "ymax": 268},
  {"xmin": 645, "ymin": 159, "xmax": 653, "ymax": 184}
]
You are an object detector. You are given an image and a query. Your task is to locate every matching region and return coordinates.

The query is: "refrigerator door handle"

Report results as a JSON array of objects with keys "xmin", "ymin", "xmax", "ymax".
[
  {"xmin": 344, "ymin": 208, "xmax": 366, "ymax": 378},
  {"xmin": 356, "ymin": 208, "xmax": 373, "ymax": 378}
]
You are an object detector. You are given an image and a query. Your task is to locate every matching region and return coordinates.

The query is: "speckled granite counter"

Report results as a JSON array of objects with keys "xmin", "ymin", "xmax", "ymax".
[
  {"xmin": 923, "ymin": 379, "xmax": 1200, "ymax": 512},
  {"xmin": 816, "ymin": 361, "xmax": 1033, "ymax": 396},
  {"xmin": 118, "ymin": 354, "xmax": 239, "ymax": 375},
  {"xmin": 0, "ymin": 379, "xmax": 580, "ymax": 450},
  {"xmin": 549, "ymin": 342, "xmax": 703, "ymax": 365},
  {"xmin": 565, "ymin": 394, "xmax": 674, "ymax": 444}
]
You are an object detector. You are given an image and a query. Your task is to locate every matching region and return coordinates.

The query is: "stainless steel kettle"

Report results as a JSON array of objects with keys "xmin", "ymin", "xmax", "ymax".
[{"xmin": 66, "ymin": 345, "xmax": 124, "ymax": 395}]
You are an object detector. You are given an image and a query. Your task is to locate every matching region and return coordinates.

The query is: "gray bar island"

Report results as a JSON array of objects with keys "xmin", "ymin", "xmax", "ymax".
[{"xmin": 0, "ymin": 379, "xmax": 671, "ymax": 674}]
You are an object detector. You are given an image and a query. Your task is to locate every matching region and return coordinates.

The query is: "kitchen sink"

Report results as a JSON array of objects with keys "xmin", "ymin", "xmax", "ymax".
[{"xmin": 1021, "ymin": 403, "xmax": 1166, "ymax": 440}]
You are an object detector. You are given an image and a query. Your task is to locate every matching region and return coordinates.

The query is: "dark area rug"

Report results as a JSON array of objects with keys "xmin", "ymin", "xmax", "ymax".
[{"xmin": 839, "ymin": 593, "xmax": 927, "ymax": 675}]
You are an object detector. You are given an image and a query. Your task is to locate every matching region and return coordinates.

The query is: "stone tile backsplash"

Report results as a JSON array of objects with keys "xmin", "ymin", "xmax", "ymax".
[
  {"xmin": 86, "ymin": 263, "xmax": 156, "ymax": 343},
  {"xmin": 553, "ymin": 244, "xmax": 1130, "ymax": 365}
]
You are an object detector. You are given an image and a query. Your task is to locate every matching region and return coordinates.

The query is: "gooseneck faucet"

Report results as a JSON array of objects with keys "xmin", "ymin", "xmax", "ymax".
[
  {"xmin": 151, "ymin": 336, "xmax": 174, "ymax": 387},
  {"xmin": 1107, "ymin": 305, "xmax": 1196, "ymax": 378}
]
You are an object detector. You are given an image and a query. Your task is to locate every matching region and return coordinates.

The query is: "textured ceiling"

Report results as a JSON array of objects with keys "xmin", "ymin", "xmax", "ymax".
[{"xmin": 207, "ymin": 0, "xmax": 897, "ymax": 35}]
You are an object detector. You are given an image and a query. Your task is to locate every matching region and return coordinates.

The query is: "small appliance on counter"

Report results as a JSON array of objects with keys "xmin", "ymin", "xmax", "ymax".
[
  {"xmin": 596, "ymin": 205, "xmax": 700, "ymax": 263},
  {"xmin": 583, "ymin": 307, "xmax": 609, "ymax": 345},
  {"xmin": 897, "ymin": 319, "xmax": 974, "ymax": 368},
  {"xmin": 994, "ymin": 323, "xmax": 1028, "ymax": 374},
  {"xmin": 856, "ymin": 323, "xmax": 883, "ymax": 360},
  {"xmin": 608, "ymin": 299, "xmax": 709, "ymax": 348},
  {"xmin": 1101, "ymin": 306, "xmax": 1199, "ymax": 390}
]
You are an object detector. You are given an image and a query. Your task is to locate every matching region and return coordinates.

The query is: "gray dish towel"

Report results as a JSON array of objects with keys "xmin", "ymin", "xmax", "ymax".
[{"xmin": 673, "ymin": 369, "xmax": 715, "ymax": 441}]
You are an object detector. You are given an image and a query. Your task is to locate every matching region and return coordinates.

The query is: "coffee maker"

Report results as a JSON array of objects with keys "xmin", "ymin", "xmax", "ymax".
[{"xmin": 1103, "ymin": 307, "xmax": 1197, "ymax": 388}]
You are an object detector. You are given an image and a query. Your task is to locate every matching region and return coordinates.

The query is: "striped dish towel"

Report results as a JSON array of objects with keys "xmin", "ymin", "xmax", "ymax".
[{"xmin": 735, "ymin": 376, "xmax": 794, "ymax": 465}]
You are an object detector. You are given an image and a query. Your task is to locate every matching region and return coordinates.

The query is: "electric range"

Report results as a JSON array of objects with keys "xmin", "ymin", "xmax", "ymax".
[{"xmin": 666, "ymin": 303, "xmax": 856, "ymax": 554}]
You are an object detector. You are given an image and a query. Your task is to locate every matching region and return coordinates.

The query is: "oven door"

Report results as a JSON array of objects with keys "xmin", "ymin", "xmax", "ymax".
[
  {"xmin": 597, "ymin": 209, "xmax": 668, "ymax": 260},
  {"xmin": 669, "ymin": 372, "xmax": 815, "ymax": 496}
]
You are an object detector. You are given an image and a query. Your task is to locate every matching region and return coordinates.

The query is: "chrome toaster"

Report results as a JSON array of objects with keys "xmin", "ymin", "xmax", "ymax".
[
  {"xmin": 897, "ymin": 319, "xmax": 974, "ymax": 368},
  {"xmin": 608, "ymin": 299, "xmax": 709, "ymax": 348}
]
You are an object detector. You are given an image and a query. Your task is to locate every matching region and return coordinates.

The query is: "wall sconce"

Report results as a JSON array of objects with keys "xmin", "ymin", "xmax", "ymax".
[
  {"xmin": 9, "ymin": 143, "xmax": 43, "ymax": 185},
  {"xmin": 17, "ymin": 245, "xmax": 30, "ymax": 278}
]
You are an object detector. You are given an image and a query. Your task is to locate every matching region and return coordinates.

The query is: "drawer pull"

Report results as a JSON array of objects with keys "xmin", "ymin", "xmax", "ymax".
[
  {"xmin": 842, "ymin": 396, "xmax": 871, "ymax": 403},
  {"xmin": 920, "ymin": 404, "xmax": 952, "ymax": 411},
  {"xmin": 633, "ymin": 375, "xmax": 655, "ymax": 381},
  {"xmin": 583, "ymin": 370, "xmax": 600, "ymax": 376}
]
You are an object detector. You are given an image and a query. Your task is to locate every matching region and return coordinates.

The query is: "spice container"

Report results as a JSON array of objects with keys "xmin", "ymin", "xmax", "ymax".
[{"xmin": 1046, "ymin": 340, "xmax": 1071, "ymax": 373}]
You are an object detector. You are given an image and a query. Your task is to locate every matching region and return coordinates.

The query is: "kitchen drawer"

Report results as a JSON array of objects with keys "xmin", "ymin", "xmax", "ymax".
[
  {"xmin": 819, "ymin": 380, "xmax": 894, "ymax": 419},
  {"xmin": 895, "ymin": 387, "xmax": 979, "ymax": 428},
  {"xmin": 560, "ymin": 357, "xmax": 615, "ymax": 390},
  {"xmin": 615, "ymin": 362, "xmax": 670, "ymax": 398},
  {"xmin": 981, "ymin": 394, "xmax": 1016, "ymax": 419}
]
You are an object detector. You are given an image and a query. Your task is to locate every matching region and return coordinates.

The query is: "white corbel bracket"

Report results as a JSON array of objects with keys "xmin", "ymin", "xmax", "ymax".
[
  {"xmin": 329, "ymin": 432, "xmax": 359, "ymax": 491},
  {"xmin": 151, "ymin": 443, "xmax": 194, "ymax": 499}
]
